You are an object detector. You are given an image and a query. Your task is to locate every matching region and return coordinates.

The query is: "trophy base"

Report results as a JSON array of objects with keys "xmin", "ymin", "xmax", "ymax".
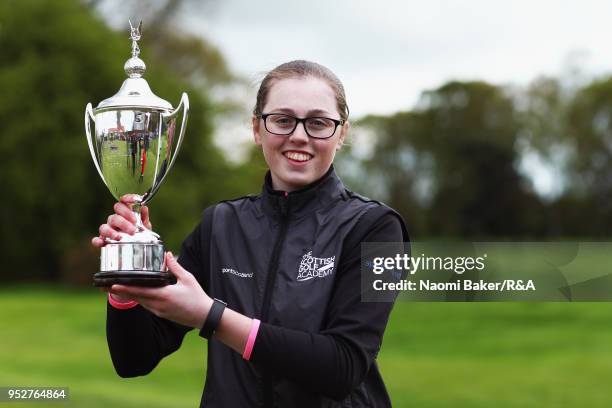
[
  {"xmin": 93, "ymin": 271, "xmax": 175, "ymax": 287},
  {"xmin": 96, "ymin": 240, "xmax": 171, "ymax": 287}
]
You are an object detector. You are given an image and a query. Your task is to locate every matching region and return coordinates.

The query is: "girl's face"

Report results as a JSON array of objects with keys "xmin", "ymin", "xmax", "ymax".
[{"xmin": 253, "ymin": 76, "xmax": 348, "ymax": 192}]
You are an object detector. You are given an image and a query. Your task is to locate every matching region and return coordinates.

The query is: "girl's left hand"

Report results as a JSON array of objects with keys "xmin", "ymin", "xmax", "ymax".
[{"xmin": 104, "ymin": 252, "xmax": 213, "ymax": 329}]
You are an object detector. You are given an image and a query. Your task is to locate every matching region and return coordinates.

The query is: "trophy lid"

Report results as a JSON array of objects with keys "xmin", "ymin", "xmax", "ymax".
[{"xmin": 96, "ymin": 21, "xmax": 172, "ymax": 111}]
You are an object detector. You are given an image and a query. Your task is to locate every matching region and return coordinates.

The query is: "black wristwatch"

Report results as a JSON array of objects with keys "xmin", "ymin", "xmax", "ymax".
[{"xmin": 199, "ymin": 298, "xmax": 227, "ymax": 339}]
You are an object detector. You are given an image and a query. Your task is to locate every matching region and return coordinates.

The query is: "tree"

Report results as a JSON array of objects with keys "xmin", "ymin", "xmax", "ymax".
[
  {"xmin": 0, "ymin": 0, "xmax": 258, "ymax": 283},
  {"xmin": 349, "ymin": 81, "xmax": 543, "ymax": 238},
  {"xmin": 563, "ymin": 76, "xmax": 612, "ymax": 235}
]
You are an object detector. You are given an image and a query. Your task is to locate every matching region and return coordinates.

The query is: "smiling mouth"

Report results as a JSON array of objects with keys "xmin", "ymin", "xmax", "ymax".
[{"xmin": 283, "ymin": 151, "xmax": 313, "ymax": 162}]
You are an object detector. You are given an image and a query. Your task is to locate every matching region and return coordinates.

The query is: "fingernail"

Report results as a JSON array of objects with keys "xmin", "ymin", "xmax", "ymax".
[{"xmin": 168, "ymin": 251, "xmax": 174, "ymax": 259}]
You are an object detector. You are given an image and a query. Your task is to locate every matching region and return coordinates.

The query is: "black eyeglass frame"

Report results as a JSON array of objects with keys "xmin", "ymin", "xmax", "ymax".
[{"xmin": 257, "ymin": 113, "xmax": 346, "ymax": 139}]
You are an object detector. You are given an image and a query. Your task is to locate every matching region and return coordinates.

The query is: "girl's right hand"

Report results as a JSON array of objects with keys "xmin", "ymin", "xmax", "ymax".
[
  {"xmin": 91, "ymin": 194, "xmax": 153, "ymax": 248},
  {"xmin": 92, "ymin": 195, "xmax": 153, "ymax": 302}
]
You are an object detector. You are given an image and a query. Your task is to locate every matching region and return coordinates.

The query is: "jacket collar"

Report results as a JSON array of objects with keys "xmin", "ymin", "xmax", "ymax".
[{"xmin": 260, "ymin": 165, "xmax": 346, "ymax": 218}]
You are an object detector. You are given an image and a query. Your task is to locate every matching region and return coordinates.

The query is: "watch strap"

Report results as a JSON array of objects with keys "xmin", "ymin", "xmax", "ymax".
[{"xmin": 199, "ymin": 298, "xmax": 227, "ymax": 339}]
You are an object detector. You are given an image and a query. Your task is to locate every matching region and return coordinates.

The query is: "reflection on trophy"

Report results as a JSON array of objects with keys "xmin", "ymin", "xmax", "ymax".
[{"xmin": 85, "ymin": 21, "xmax": 189, "ymax": 287}]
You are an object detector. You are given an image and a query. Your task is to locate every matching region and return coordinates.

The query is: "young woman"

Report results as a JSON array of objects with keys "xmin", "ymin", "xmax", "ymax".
[{"xmin": 93, "ymin": 60, "xmax": 409, "ymax": 408}]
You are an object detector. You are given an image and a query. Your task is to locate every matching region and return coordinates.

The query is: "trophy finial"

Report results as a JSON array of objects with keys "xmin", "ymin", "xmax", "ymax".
[
  {"xmin": 128, "ymin": 19, "xmax": 142, "ymax": 58},
  {"xmin": 125, "ymin": 20, "xmax": 146, "ymax": 78}
]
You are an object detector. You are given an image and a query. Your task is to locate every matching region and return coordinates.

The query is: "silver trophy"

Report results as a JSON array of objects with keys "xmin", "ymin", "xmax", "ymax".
[{"xmin": 85, "ymin": 21, "xmax": 189, "ymax": 286}]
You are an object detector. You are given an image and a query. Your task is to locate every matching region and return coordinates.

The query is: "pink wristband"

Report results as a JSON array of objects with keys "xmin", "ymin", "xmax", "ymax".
[
  {"xmin": 242, "ymin": 318, "xmax": 261, "ymax": 361},
  {"xmin": 107, "ymin": 293, "xmax": 139, "ymax": 310}
]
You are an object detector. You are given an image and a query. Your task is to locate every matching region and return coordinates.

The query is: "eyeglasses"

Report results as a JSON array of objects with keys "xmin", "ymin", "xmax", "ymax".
[{"xmin": 258, "ymin": 113, "xmax": 345, "ymax": 139}]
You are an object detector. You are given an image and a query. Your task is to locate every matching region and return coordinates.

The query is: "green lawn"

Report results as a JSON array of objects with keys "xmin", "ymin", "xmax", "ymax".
[{"xmin": 1, "ymin": 286, "xmax": 612, "ymax": 407}]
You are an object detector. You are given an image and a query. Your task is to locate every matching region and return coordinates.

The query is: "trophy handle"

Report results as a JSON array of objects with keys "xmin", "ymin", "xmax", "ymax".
[
  {"xmin": 85, "ymin": 103, "xmax": 107, "ymax": 187},
  {"xmin": 144, "ymin": 93, "xmax": 189, "ymax": 204},
  {"xmin": 164, "ymin": 92, "xmax": 189, "ymax": 174}
]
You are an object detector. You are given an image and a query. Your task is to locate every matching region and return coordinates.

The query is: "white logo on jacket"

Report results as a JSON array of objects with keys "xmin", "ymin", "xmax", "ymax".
[
  {"xmin": 297, "ymin": 251, "xmax": 335, "ymax": 282},
  {"xmin": 222, "ymin": 267, "xmax": 253, "ymax": 278}
]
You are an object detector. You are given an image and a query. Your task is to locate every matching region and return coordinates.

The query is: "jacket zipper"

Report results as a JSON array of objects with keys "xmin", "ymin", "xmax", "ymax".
[{"xmin": 261, "ymin": 195, "xmax": 289, "ymax": 407}]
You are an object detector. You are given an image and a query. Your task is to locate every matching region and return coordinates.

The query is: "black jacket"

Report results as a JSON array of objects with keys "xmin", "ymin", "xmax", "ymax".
[{"xmin": 106, "ymin": 166, "xmax": 409, "ymax": 407}]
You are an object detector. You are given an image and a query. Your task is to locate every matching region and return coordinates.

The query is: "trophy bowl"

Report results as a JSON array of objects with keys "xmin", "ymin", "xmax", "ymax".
[{"xmin": 85, "ymin": 21, "xmax": 189, "ymax": 287}]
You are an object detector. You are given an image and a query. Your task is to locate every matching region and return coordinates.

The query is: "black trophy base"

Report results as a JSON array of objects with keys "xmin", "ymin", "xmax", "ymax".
[{"xmin": 93, "ymin": 271, "xmax": 176, "ymax": 287}]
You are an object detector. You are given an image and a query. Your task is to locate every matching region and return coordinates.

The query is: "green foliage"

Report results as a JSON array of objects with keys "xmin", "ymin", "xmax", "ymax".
[
  {"xmin": 0, "ymin": 0, "xmax": 123, "ymax": 280},
  {"xmin": 567, "ymin": 77, "xmax": 612, "ymax": 197},
  {"xmin": 521, "ymin": 76, "xmax": 570, "ymax": 154},
  {"xmin": 0, "ymin": 0, "xmax": 261, "ymax": 282},
  {"xmin": 5, "ymin": 0, "xmax": 612, "ymax": 283},
  {"xmin": 350, "ymin": 81, "xmax": 543, "ymax": 238},
  {"xmin": 512, "ymin": 75, "xmax": 612, "ymax": 236},
  {"xmin": 340, "ymin": 76, "xmax": 612, "ymax": 239}
]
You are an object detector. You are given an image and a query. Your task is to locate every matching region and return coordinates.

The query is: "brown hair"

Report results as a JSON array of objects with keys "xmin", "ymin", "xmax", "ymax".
[{"xmin": 253, "ymin": 60, "xmax": 349, "ymax": 121}]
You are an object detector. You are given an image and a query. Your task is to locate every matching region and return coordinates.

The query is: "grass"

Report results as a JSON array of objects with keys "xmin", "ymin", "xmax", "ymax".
[
  {"xmin": 380, "ymin": 302, "xmax": 612, "ymax": 407},
  {"xmin": 2, "ymin": 286, "xmax": 612, "ymax": 407},
  {"xmin": 0, "ymin": 286, "xmax": 203, "ymax": 408}
]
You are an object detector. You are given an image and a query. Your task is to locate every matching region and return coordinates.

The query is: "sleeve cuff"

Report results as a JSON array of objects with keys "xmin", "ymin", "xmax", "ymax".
[{"xmin": 108, "ymin": 293, "xmax": 139, "ymax": 310}]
